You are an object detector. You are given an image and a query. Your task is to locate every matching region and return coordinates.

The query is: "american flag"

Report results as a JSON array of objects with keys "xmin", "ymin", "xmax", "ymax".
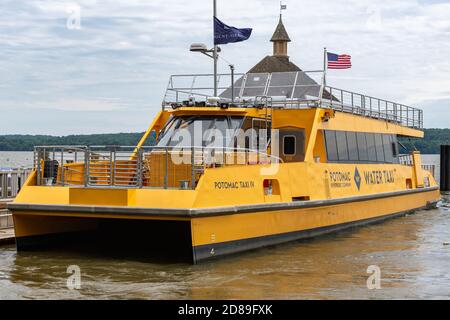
[{"xmin": 327, "ymin": 52, "xmax": 352, "ymax": 69}]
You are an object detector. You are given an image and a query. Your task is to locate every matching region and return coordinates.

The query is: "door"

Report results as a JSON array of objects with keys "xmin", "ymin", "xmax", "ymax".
[{"xmin": 279, "ymin": 128, "xmax": 305, "ymax": 163}]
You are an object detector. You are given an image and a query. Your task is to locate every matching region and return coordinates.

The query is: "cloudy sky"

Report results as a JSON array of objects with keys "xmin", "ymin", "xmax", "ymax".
[{"xmin": 0, "ymin": 0, "xmax": 449, "ymax": 135}]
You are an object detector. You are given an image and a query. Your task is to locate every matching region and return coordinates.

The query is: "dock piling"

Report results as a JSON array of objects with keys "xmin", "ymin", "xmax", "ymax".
[{"xmin": 441, "ymin": 145, "xmax": 450, "ymax": 193}]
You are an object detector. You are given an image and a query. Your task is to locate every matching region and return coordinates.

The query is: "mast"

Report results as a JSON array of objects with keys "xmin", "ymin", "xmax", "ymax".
[{"xmin": 213, "ymin": 0, "xmax": 218, "ymax": 97}]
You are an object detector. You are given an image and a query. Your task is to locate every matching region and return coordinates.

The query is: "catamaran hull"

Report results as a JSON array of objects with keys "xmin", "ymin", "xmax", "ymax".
[{"xmin": 9, "ymin": 187, "xmax": 440, "ymax": 264}]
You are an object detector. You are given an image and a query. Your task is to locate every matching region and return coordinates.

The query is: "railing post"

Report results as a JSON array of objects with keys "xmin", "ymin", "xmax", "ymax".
[
  {"xmin": 60, "ymin": 150, "xmax": 65, "ymax": 186},
  {"xmin": 378, "ymin": 99, "xmax": 381, "ymax": 119},
  {"xmin": 394, "ymin": 103, "xmax": 398, "ymax": 123},
  {"xmin": 137, "ymin": 148, "xmax": 143, "ymax": 188},
  {"xmin": 164, "ymin": 148, "xmax": 169, "ymax": 189},
  {"xmin": 329, "ymin": 87, "xmax": 333, "ymax": 107},
  {"xmin": 1, "ymin": 173, "xmax": 6, "ymax": 199},
  {"xmin": 191, "ymin": 147, "xmax": 195, "ymax": 190},
  {"xmin": 36, "ymin": 148, "xmax": 41, "ymax": 186},
  {"xmin": 110, "ymin": 150, "xmax": 115, "ymax": 186},
  {"xmin": 10, "ymin": 173, "xmax": 17, "ymax": 198},
  {"xmin": 84, "ymin": 148, "xmax": 89, "ymax": 187},
  {"xmin": 361, "ymin": 95, "xmax": 364, "ymax": 114},
  {"xmin": 351, "ymin": 93, "xmax": 354, "ymax": 112}
]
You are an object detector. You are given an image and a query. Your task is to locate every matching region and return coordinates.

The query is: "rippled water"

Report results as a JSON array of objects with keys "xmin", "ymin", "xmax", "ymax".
[
  {"xmin": 1, "ymin": 153, "xmax": 448, "ymax": 299},
  {"xmin": 0, "ymin": 152, "xmax": 33, "ymax": 169},
  {"xmin": 1, "ymin": 206, "xmax": 450, "ymax": 300}
]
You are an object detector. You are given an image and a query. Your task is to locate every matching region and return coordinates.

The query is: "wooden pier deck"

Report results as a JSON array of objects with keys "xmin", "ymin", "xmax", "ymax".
[
  {"xmin": 1, "ymin": 169, "xmax": 31, "ymax": 245},
  {"xmin": 0, "ymin": 199, "xmax": 15, "ymax": 245},
  {"xmin": 0, "ymin": 228, "xmax": 15, "ymax": 245}
]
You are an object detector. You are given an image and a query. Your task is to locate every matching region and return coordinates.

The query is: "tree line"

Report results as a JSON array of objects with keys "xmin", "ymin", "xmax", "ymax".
[{"xmin": 0, "ymin": 129, "xmax": 449, "ymax": 154}]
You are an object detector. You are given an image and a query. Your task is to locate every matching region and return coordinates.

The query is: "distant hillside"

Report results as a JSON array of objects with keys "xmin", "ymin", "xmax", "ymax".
[
  {"xmin": 399, "ymin": 129, "xmax": 450, "ymax": 154},
  {"xmin": 0, "ymin": 129, "xmax": 449, "ymax": 154},
  {"xmin": 0, "ymin": 133, "xmax": 150, "ymax": 151}
]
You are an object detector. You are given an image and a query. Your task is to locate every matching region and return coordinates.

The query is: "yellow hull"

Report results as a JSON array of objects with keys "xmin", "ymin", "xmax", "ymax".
[
  {"xmin": 10, "ymin": 187, "xmax": 439, "ymax": 263},
  {"xmin": 7, "ymin": 107, "xmax": 441, "ymax": 263}
]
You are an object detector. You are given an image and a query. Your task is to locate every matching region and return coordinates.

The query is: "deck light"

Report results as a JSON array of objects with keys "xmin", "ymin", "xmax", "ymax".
[{"xmin": 189, "ymin": 43, "xmax": 221, "ymax": 97}]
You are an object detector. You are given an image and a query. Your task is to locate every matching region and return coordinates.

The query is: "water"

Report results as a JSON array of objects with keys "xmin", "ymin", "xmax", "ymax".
[
  {"xmin": 1, "ymin": 206, "xmax": 450, "ymax": 300},
  {"xmin": 0, "ymin": 152, "xmax": 33, "ymax": 169},
  {"xmin": 1, "ymin": 153, "xmax": 449, "ymax": 299}
]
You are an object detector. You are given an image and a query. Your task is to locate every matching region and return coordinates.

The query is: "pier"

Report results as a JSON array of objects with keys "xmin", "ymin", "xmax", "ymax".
[{"xmin": 0, "ymin": 169, "xmax": 31, "ymax": 244}]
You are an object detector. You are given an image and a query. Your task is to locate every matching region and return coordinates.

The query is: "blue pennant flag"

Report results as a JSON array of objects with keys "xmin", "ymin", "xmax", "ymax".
[{"xmin": 214, "ymin": 17, "xmax": 252, "ymax": 45}]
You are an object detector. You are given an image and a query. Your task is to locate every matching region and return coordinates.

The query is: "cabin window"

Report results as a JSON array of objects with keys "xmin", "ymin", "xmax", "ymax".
[
  {"xmin": 383, "ymin": 134, "xmax": 394, "ymax": 163},
  {"xmin": 347, "ymin": 132, "xmax": 359, "ymax": 161},
  {"xmin": 367, "ymin": 133, "xmax": 377, "ymax": 162},
  {"xmin": 374, "ymin": 134, "xmax": 385, "ymax": 162},
  {"xmin": 157, "ymin": 116, "xmax": 245, "ymax": 148},
  {"xmin": 279, "ymin": 128, "xmax": 306, "ymax": 162},
  {"xmin": 356, "ymin": 132, "xmax": 369, "ymax": 161},
  {"xmin": 283, "ymin": 136, "xmax": 296, "ymax": 156},
  {"xmin": 336, "ymin": 131, "xmax": 349, "ymax": 161},
  {"xmin": 391, "ymin": 135, "xmax": 399, "ymax": 158},
  {"xmin": 324, "ymin": 130, "xmax": 400, "ymax": 164},
  {"xmin": 324, "ymin": 131, "xmax": 338, "ymax": 161}
]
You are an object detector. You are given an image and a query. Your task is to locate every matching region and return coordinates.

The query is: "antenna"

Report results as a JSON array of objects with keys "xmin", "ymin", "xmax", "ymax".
[{"xmin": 280, "ymin": 1, "xmax": 287, "ymax": 16}]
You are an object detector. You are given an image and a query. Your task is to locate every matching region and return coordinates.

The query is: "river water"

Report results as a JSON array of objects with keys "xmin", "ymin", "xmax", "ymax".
[
  {"xmin": 0, "ymin": 152, "xmax": 34, "ymax": 169},
  {"xmin": 1, "ymin": 152, "xmax": 449, "ymax": 300}
]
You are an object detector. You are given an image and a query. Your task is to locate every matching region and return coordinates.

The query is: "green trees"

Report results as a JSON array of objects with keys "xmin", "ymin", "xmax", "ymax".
[
  {"xmin": 0, "ymin": 129, "xmax": 449, "ymax": 154},
  {"xmin": 399, "ymin": 129, "xmax": 450, "ymax": 154},
  {"xmin": 0, "ymin": 133, "xmax": 152, "ymax": 151}
]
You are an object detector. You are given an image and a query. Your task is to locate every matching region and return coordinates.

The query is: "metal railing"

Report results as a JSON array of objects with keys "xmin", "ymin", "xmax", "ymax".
[
  {"xmin": 0, "ymin": 169, "xmax": 32, "ymax": 199},
  {"xmin": 162, "ymin": 72, "xmax": 423, "ymax": 129},
  {"xmin": 398, "ymin": 154, "xmax": 414, "ymax": 166},
  {"xmin": 322, "ymin": 87, "xmax": 422, "ymax": 129},
  {"xmin": 398, "ymin": 154, "xmax": 436, "ymax": 179},
  {"xmin": 33, "ymin": 146, "xmax": 282, "ymax": 190},
  {"xmin": 422, "ymin": 164, "xmax": 436, "ymax": 178},
  {"xmin": 0, "ymin": 213, "xmax": 13, "ymax": 230}
]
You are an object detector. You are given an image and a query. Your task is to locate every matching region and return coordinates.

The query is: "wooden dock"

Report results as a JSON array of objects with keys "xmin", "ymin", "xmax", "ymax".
[
  {"xmin": 0, "ymin": 199, "xmax": 14, "ymax": 245},
  {"xmin": 1, "ymin": 169, "xmax": 30, "ymax": 246},
  {"xmin": 0, "ymin": 228, "xmax": 15, "ymax": 245}
]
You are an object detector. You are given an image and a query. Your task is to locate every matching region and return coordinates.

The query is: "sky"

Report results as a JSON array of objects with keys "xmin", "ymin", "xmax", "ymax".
[{"xmin": 0, "ymin": 0, "xmax": 449, "ymax": 135}]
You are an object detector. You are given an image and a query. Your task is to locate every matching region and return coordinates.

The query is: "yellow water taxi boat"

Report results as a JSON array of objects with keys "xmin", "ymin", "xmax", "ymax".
[{"xmin": 8, "ymin": 18, "xmax": 440, "ymax": 263}]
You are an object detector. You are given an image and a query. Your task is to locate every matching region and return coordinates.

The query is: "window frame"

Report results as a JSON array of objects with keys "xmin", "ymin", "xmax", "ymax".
[
  {"xmin": 356, "ymin": 132, "xmax": 369, "ymax": 162},
  {"xmin": 283, "ymin": 135, "xmax": 297, "ymax": 156},
  {"xmin": 346, "ymin": 131, "xmax": 359, "ymax": 161},
  {"xmin": 336, "ymin": 131, "xmax": 350, "ymax": 162},
  {"xmin": 374, "ymin": 133, "xmax": 386, "ymax": 163},
  {"xmin": 324, "ymin": 130, "xmax": 339, "ymax": 162}
]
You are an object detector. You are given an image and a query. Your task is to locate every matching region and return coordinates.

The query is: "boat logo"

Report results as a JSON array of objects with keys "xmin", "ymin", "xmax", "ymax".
[{"xmin": 354, "ymin": 167, "xmax": 362, "ymax": 191}]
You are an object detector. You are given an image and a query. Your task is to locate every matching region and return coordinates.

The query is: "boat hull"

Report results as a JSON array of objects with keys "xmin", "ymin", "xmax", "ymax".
[{"xmin": 9, "ymin": 187, "xmax": 440, "ymax": 264}]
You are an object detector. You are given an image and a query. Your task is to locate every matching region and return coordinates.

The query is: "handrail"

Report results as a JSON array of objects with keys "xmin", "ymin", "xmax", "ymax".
[
  {"xmin": 162, "ymin": 72, "xmax": 423, "ymax": 129},
  {"xmin": 0, "ymin": 169, "xmax": 32, "ymax": 199},
  {"xmin": 33, "ymin": 145, "xmax": 283, "ymax": 190}
]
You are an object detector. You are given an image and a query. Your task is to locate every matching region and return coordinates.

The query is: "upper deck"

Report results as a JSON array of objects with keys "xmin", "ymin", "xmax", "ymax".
[{"xmin": 162, "ymin": 71, "xmax": 423, "ymax": 130}]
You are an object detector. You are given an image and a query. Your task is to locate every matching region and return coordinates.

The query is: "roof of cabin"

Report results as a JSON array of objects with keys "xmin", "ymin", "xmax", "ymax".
[{"xmin": 247, "ymin": 56, "xmax": 301, "ymax": 73}]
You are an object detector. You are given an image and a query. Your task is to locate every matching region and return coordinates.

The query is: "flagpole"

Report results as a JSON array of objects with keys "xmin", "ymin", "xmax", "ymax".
[
  {"xmin": 320, "ymin": 47, "xmax": 327, "ymax": 101},
  {"xmin": 323, "ymin": 47, "xmax": 328, "ymax": 87},
  {"xmin": 213, "ymin": 0, "xmax": 218, "ymax": 97}
]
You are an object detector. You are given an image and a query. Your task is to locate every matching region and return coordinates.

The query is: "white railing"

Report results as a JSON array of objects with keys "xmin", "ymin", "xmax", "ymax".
[
  {"xmin": 33, "ymin": 146, "xmax": 282, "ymax": 190},
  {"xmin": 162, "ymin": 72, "xmax": 423, "ymax": 129},
  {"xmin": 0, "ymin": 169, "xmax": 32, "ymax": 199}
]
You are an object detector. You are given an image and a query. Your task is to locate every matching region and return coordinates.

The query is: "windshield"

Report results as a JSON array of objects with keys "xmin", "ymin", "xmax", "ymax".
[{"xmin": 157, "ymin": 116, "xmax": 244, "ymax": 148}]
